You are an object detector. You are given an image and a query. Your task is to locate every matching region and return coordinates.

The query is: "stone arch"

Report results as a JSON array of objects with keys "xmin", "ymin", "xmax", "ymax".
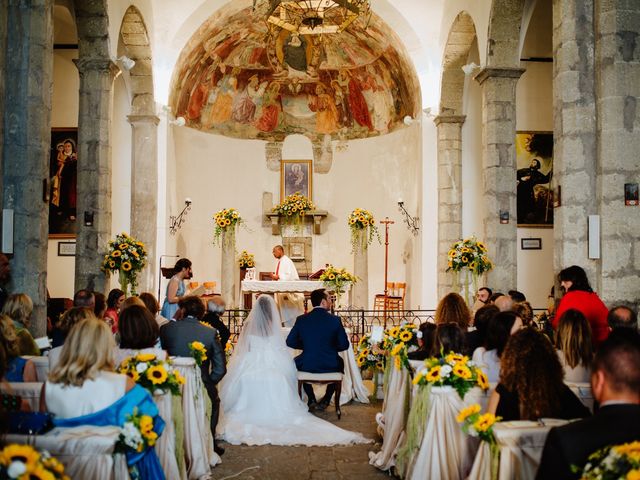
[
  {"xmin": 485, "ymin": 0, "xmax": 526, "ymax": 67},
  {"xmin": 117, "ymin": 6, "xmax": 155, "ymax": 115}
]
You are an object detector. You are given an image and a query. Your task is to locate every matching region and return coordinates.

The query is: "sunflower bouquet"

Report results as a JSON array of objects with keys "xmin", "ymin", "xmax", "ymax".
[
  {"xmin": 101, "ymin": 232, "xmax": 148, "ymax": 296},
  {"xmin": 446, "ymin": 236, "xmax": 493, "ymax": 306},
  {"xmin": 577, "ymin": 441, "xmax": 640, "ymax": 479},
  {"xmin": 319, "ymin": 265, "xmax": 357, "ymax": 307},
  {"xmin": 355, "ymin": 333, "xmax": 386, "ymax": 371},
  {"xmin": 412, "ymin": 351, "xmax": 489, "ymax": 399},
  {"xmin": 237, "ymin": 250, "xmax": 255, "ymax": 268},
  {"xmin": 213, "ymin": 208, "xmax": 244, "ymax": 246},
  {"xmin": 116, "ymin": 409, "xmax": 160, "ymax": 454},
  {"xmin": 189, "ymin": 341, "xmax": 207, "ymax": 366},
  {"xmin": 224, "ymin": 340, "xmax": 234, "ymax": 361},
  {"xmin": 0, "ymin": 444, "xmax": 69, "ymax": 479},
  {"xmin": 383, "ymin": 323, "xmax": 419, "ymax": 371},
  {"xmin": 117, "ymin": 353, "xmax": 184, "ymax": 396},
  {"xmin": 348, "ymin": 208, "xmax": 381, "ymax": 252},
  {"xmin": 272, "ymin": 193, "xmax": 315, "ymax": 227},
  {"xmin": 457, "ymin": 404, "xmax": 501, "ymax": 443}
]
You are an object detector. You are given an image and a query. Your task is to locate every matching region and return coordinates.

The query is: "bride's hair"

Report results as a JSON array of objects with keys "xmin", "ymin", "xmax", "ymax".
[{"xmin": 249, "ymin": 295, "xmax": 279, "ymax": 338}]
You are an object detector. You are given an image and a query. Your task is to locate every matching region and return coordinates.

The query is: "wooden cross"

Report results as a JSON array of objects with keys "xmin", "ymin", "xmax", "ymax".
[{"xmin": 380, "ymin": 217, "xmax": 394, "ymax": 328}]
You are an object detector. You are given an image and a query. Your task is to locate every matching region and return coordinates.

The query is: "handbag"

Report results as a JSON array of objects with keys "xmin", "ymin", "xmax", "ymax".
[{"xmin": 8, "ymin": 411, "xmax": 54, "ymax": 435}]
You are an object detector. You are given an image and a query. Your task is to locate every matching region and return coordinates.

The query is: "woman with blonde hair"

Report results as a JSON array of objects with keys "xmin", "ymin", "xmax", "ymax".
[
  {"xmin": 1, "ymin": 294, "xmax": 39, "ymax": 356},
  {"xmin": 43, "ymin": 318, "xmax": 165, "ymax": 478},
  {"xmin": 555, "ymin": 309, "xmax": 594, "ymax": 383},
  {"xmin": 435, "ymin": 292, "xmax": 472, "ymax": 330},
  {"xmin": 0, "ymin": 314, "xmax": 36, "ymax": 382}
]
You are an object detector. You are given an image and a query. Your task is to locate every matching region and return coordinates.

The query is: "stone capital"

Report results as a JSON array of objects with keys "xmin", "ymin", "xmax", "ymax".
[
  {"xmin": 127, "ymin": 114, "xmax": 160, "ymax": 126},
  {"xmin": 474, "ymin": 67, "xmax": 525, "ymax": 85},
  {"xmin": 73, "ymin": 57, "xmax": 120, "ymax": 77},
  {"xmin": 433, "ymin": 115, "xmax": 466, "ymax": 127}
]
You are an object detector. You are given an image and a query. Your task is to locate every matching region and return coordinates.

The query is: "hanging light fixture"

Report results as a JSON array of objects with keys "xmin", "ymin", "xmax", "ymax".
[{"xmin": 255, "ymin": 0, "xmax": 371, "ymax": 35}]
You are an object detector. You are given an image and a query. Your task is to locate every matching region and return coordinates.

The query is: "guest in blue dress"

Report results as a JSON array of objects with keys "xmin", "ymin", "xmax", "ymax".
[
  {"xmin": 160, "ymin": 258, "xmax": 193, "ymax": 321},
  {"xmin": 0, "ymin": 313, "xmax": 37, "ymax": 382}
]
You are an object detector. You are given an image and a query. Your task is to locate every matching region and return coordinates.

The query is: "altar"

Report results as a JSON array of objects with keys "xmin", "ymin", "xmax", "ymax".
[{"xmin": 240, "ymin": 280, "xmax": 352, "ymax": 309}]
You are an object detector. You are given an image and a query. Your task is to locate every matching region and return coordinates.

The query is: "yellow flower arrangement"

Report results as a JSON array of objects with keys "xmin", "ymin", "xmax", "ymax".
[
  {"xmin": 383, "ymin": 322, "xmax": 420, "ymax": 371},
  {"xmin": 446, "ymin": 236, "xmax": 493, "ymax": 275},
  {"xmin": 101, "ymin": 232, "xmax": 148, "ymax": 296},
  {"xmin": 319, "ymin": 265, "xmax": 357, "ymax": 306},
  {"xmin": 457, "ymin": 404, "xmax": 500, "ymax": 443},
  {"xmin": 189, "ymin": 341, "xmax": 208, "ymax": 366},
  {"xmin": 355, "ymin": 333, "xmax": 386, "ymax": 372},
  {"xmin": 117, "ymin": 354, "xmax": 183, "ymax": 396},
  {"xmin": 238, "ymin": 250, "xmax": 255, "ymax": 268},
  {"xmin": 272, "ymin": 192, "xmax": 315, "ymax": 221},
  {"xmin": 116, "ymin": 410, "xmax": 160, "ymax": 455},
  {"xmin": 347, "ymin": 208, "xmax": 381, "ymax": 252},
  {"xmin": 213, "ymin": 208, "xmax": 244, "ymax": 245},
  {"xmin": 580, "ymin": 441, "xmax": 640, "ymax": 479},
  {"xmin": 412, "ymin": 351, "xmax": 489, "ymax": 399},
  {"xmin": 0, "ymin": 444, "xmax": 70, "ymax": 479}
]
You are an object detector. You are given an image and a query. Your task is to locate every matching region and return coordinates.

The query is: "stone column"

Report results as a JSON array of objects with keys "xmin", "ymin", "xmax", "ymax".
[
  {"xmin": 0, "ymin": 0, "xmax": 7, "ymax": 205},
  {"xmin": 352, "ymin": 230, "xmax": 369, "ymax": 309},
  {"xmin": 594, "ymin": 0, "xmax": 640, "ymax": 305},
  {"xmin": 474, "ymin": 68, "xmax": 524, "ymax": 293},
  {"xmin": 74, "ymin": 58, "xmax": 119, "ymax": 293},
  {"xmin": 552, "ymin": 0, "xmax": 599, "ymax": 289},
  {"xmin": 434, "ymin": 115, "xmax": 466, "ymax": 299},
  {"xmin": 128, "ymin": 114, "xmax": 159, "ymax": 293},
  {"xmin": 2, "ymin": 0, "xmax": 53, "ymax": 337},
  {"xmin": 220, "ymin": 230, "xmax": 237, "ymax": 308}
]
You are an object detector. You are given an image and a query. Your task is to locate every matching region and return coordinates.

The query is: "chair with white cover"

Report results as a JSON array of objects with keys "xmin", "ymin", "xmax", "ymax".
[
  {"xmin": 154, "ymin": 391, "xmax": 187, "ymax": 480},
  {"xmin": 29, "ymin": 356, "xmax": 50, "ymax": 382},
  {"xmin": 1, "ymin": 382, "xmax": 42, "ymax": 411},
  {"xmin": 297, "ymin": 371, "xmax": 343, "ymax": 418},
  {"xmin": 337, "ymin": 329, "xmax": 370, "ymax": 405},
  {"xmin": 7, "ymin": 427, "xmax": 128, "ymax": 479},
  {"xmin": 173, "ymin": 356, "xmax": 221, "ymax": 480},
  {"xmin": 565, "ymin": 382, "xmax": 594, "ymax": 412},
  {"xmin": 468, "ymin": 419, "xmax": 569, "ymax": 480}
]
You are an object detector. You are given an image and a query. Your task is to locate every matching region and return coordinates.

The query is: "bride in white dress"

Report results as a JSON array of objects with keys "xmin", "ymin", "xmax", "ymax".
[{"xmin": 217, "ymin": 295, "xmax": 370, "ymax": 446}]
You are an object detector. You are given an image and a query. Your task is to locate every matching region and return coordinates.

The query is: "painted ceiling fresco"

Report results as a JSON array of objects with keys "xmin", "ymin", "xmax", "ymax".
[{"xmin": 169, "ymin": 5, "xmax": 420, "ymax": 141}]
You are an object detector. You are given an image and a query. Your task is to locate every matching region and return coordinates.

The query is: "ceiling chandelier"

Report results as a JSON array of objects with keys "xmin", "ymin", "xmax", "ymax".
[{"xmin": 254, "ymin": 0, "xmax": 372, "ymax": 35}]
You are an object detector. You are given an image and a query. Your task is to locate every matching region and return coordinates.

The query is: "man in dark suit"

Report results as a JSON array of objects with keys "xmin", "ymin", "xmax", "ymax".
[
  {"xmin": 286, "ymin": 288, "xmax": 350, "ymax": 411},
  {"xmin": 536, "ymin": 330, "xmax": 640, "ymax": 479},
  {"xmin": 160, "ymin": 295, "xmax": 227, "ymax": 455}
]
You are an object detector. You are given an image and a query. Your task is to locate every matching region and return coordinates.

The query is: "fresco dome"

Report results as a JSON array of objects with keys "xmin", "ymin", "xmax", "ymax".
[{"xmin": 169, "ymin": 3, "xmax": 420, "ymax": 142}]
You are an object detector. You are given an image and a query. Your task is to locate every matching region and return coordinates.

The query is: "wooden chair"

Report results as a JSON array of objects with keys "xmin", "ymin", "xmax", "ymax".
[
  {"xmin": 373, "ymin": 282, "xmax": 406, "ymax": 314},
  {"xmin": 297, "ymin": 371, "xmax": 343, "ymax": 419}
]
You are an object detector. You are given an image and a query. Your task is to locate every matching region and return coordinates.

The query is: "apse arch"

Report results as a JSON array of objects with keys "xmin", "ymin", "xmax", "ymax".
[{"xmin": 485, "ymin": 0, "xmax": 526, "ymax": 67}]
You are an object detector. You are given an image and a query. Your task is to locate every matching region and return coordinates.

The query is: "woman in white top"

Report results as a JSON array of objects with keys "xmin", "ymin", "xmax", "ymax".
[
  {"xmin": 42, "ymin": 317, "xmax": 135, "ymax": 417},
  {"xmin": 555, "ymin": 309, "xmax": 593, "ymax": 383},
  {"xmin": 472, "ymin": 311, "xmax": 523, "ymax": 383}
]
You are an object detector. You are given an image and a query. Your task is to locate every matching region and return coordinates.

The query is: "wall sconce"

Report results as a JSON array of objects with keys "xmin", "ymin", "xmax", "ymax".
[
  {"xmin": 169, "ymin": 198, "xmax": 192, "ymax": 235},
  {"xmin": 397, "ymin": 199, "xmax": 419, "ymax": 235},
  {"xmin": 117, "ymin": 55, "xmax": 136, "ymax": 71},
  {"xmin": 169, "ymin": 116, "xmax": 186, "ymax": 127},
  {"xmin": 84, "ymin": 211, "xmax": 94, "ymax": 227},
  {"xmin": 403, "ymin": 115, "xmax": 415, "ymax": 126},
  {"xmin": 461, "ymin": 62, "xmax": 481, "ymax": 76}
]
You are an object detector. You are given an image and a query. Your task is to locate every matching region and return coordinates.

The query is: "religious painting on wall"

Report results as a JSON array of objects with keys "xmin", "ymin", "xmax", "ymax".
[
  {"xmin": 168, "ymin": 5, "xmax": 420, "ymax": 144},
  {"xmin": 516, "ymin": 132, "xmax": 553, "ymax": 227},
  {"xmin": 281, "ymin": 160, "xmax": 312, "ymax": 201},
  {"xmin": 49, "ymin": 128, "xmax": 78, "ymax": 238}
]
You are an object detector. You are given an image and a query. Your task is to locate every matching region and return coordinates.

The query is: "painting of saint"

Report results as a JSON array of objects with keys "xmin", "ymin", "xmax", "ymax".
[
  {"xmin": 339, "ymin": 69, "xmax": 373, "ymax": 131},
  {"xmin": 281, "ymin": 160, "xmax": 312, "ymax": 200},
  {"xmin": 308, "ymin": 84, "xmax": 339, "ymax": 134},
  {"xmin": 516, "ymin": 132, "xmax": 553, "ymax": 226},
  {"xmin": 255, "ymin": 82, "xmax": 282, "ymax": 132},
  {"xmin": 49, "ymin": 129, "xmax": 78, "ymax": 237}
]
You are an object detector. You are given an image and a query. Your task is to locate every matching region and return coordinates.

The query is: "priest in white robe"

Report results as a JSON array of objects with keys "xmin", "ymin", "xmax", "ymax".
[{"xmin": 271, "ymin": 245, "xmax": 304, "ymax": 327}]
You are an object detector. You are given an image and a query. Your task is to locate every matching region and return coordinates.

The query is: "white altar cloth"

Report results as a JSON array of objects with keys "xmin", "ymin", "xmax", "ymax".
[{"xmin": 242, "ymin": 280, "xmax": 324, "ymax": 293}]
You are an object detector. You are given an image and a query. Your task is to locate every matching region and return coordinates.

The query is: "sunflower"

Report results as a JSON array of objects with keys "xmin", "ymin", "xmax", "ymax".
[
  {"xmin": 119, "ymin": 243, "xmax": 127, "ymax": 250},
  {"xmin": 613, "ymin": 441, "xmax": 640, "ymax": 460},
  {"xmin": 349, "ymin": 218, "xmax": 356, "ymax": 225},
  {"xmin": 109, "ymin": 260, "xmax": 116, "ymax": 268},
  {"xmin": 136, "ymin": 353, "xmax": 156, "ymax": 362},
  {"xmin": 425, "ymin": 365, "xmax": 441, "ymax": 382},
  {"xmin": 173, "ymin": 370, "xmax": 186, "ymax": 385},
  {"xmin": 399, "ymin": 330, "xmax": 413, "ymax": 342},
  {"xmin": 627, "ymin": 470, "xmax": 640, "ymax": 480},
  {"xmin": 357, "ymin": 355, "xmax": 366, "ymax": 367},
  {"xmin": 328, "ymin": 273, "xmax": 335, "ymax": 280},
  {"xmin": 376, "ymin": 361, "xmax": 385, "ymax": 370},
  {"xmin": 0, "ymin": 444, "xmax": 40, "ymax": 470},
  {"xmin": 391, "ymin": 343, "xmax": 404, "ymax": 356},
  {"xmin": 412, "ymin": 372, "xmax": 423, "ymax": 385},
  {"xmin": 473, "ymin": 413, "xmax": 498, "ymax": 432},
  {"xmin": 111, "ymin": 250, "xmax": 121, "ymax": 257},
  {"xmin": 232, "ymin": 212, "xmax": 238, "ymax": 219},
  {"xmin": 146, "ymin": 365, "xmax": 168, "ymax": 385},
  {"xmin": 394, "ymin": 355, "xmax": 402, "ymax": 370},
  {"xmin": 144, "ymin": 430, "xmax": 158, "ymax": 446},
  {"xmin": 139, "ymin": 415, "xmax": 154, "ymax": 434},
  {"xmin": 125, "ymin": 369, "xmax": 140, "ymax": 382},
  {"xmin": 445, "ymin": 353, "xmax": 468, "ymax": 364},
  {"xmin": 453, "ymin": 362, "xmax": 472, "ymax": 380},
  {"xmin": 388, "ymin": 326, "xmax": 400, "ymax": 338},
  {"xmin": 456, "ymin": 404, "xmax": 481, "ymax": 423},
  {"xmin": 476, "ymin": 369, "xmax": 489, "ymax": 390},
  {"xmin": 191, "ymin": 341, "xmax": 206, "ymax": 352}
]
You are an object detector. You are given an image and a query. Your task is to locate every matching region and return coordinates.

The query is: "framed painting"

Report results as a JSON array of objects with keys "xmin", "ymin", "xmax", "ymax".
[
  {"xmin": 516, "ymin": 131, "xmax": 553, "ymax": 227},
  {"xmin": 280, "ymin": 160, "xmax": 312, "ymax": 201},
  {"xmin": 49, "ymin": 128, "xmax": 78, "ymax": 238}
]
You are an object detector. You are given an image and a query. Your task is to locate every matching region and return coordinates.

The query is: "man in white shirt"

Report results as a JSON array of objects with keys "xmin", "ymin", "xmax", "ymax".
[{"xmin": 272, "ymin": 245, "xmax": 304, "ymax": 327}]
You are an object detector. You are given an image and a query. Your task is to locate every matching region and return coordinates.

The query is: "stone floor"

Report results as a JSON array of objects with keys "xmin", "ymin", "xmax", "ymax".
[{"xmin": 212, "ymin": 400, "xmax": 393, "ymax": 479}]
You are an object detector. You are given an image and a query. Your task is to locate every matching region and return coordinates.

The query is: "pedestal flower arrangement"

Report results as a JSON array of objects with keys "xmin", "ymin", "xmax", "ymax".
[
  {"xmin": 319, "ymin": 265, "xmax": 357, "ymax": 308},
  {"xmin": 237, "ymin": 250, "xmax": 255, "ymax": 268},
  {"xmin": 383, "ymin": 322, "xmax": 420, "ymax": 371},
  {"xmin": 213, "ymin": 208, "xmax": 244, "ymax": 247},
  {"xmin": 348, "ymin": 208, "xmax": 381, "ymax": 252},
  {"xmin": 117, "ymin": 353, "xmax": 184, "ymax": 396},
  {"xmin": 446, "ymin": 236, "xmax": 493, "ymax": 306},
  {"xmin": 102, "ymin": 232, "xmax": 147, "ymax": 296},
  {"xmin": 272, "ymin": 192, "xmax": 315, "ymax": 231}
]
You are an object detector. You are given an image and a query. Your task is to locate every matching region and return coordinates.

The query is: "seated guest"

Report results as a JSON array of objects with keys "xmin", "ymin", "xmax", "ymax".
[
  {"xmin": 472, "ymin": 287, "xmax": 492, "ymax": 314},
  {"xmin": 48, "ymin": 307, "xmax": 96, "ymax": 370},
  {"xmin": 121, "ymin": 296, "xmax": 145, "ymax": 311},
  {"xmin": 43, "ymin": 318, "xmax": 165, "ymax": 478},
  {"xmin": 94, "ymin": 292, "xmax": 107, "ymax": 319},
  {"xmin": 472, "ymin": 311, "xmax": 522, "ymax": 383},
  {"xmin": 508, "ymin": 290, "xmax": 526, "ymax": 303},
  {"xmin": 495, "ymin": 295, "xmax": 514, "ymax": 312},
  {"xmin": 607, "ymin": 305, "xmax": 637, "ymax": 331},
  {"xmin": 408, "ymin": 322, "xmax": 436, "ymax": 360},
  {"xmin": 1, "ymin": 293, "xmax": 39, "ymax": 356},
  {"xmin": 73, "ymin": 289, "xmax": 95, "ymax": 309},
  {"xmin": 555, "ymin": 309, "xmax": 593, "ymax": 383},
  {"xmin": 536, "ymin": 330, "xmax": 640, "ymax": 480},
  {"xmin": 512, "ymin": 301, "xmax": 534, "ymax": 327},
  {"xmin": 202, "ymin": 296, "xmax": 231, "ymax": 348},
  {"xmin": 139, "ymin": 292, "xmax": 169, "ymax": 329},
  {"xmin": 465, "ymin": 305, "xmax": 499, "ymax": 356},
  {"xmin": 432, "ymin": 323, "xmax": 465, "ymax": 356},
  {"xmin": 434, "ymin": 293, "xmax": 471, "ymax": 331},
  {"xmin": 0, "ymin": 341, "xmax": 30, "ymax": 412},
  {"xmin": 489, "ymin": 292, "xmax": 504, "ymax": 304},
  {"xmin": 0, "ymin": 314, "xmax": 36, "ymax": 382},
  {"xmin": 488, "ymin": 328, "xmax": 590, "ymax": 421},
  {"xmin": 114, "ymin": 305, "xmax": 164, "ymax": 365},
  {"xmin": 105, "ymin": 288, "xmax": 125, "ymax": 333}
]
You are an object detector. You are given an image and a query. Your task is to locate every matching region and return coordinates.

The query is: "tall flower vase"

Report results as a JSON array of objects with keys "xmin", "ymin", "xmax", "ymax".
[
  {"xmin": 353, "ymin": 229, "xmax": 369, "ymax": 309},
  {"xmin": 119, "ymin": 270, "xmax": 130, "ymax": 297},
  {"xmin": 454, "ymin": 269, "xmax": 476, "ymax": 307},
  {"xmin": 220, "ymin": 229, "xmax": 237, "ymax": 308}
]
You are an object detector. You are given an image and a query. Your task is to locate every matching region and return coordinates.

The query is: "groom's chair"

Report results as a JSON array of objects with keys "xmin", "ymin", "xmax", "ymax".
[{"xmin": 297, "ymin": 372, "xmax": 343, "ymax": 419}]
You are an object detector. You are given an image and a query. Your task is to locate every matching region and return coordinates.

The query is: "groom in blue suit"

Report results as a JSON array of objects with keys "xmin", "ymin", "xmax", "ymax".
[{"xmin": 286, "ymin": 288, "xmax": 350, "ymax": 410}]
